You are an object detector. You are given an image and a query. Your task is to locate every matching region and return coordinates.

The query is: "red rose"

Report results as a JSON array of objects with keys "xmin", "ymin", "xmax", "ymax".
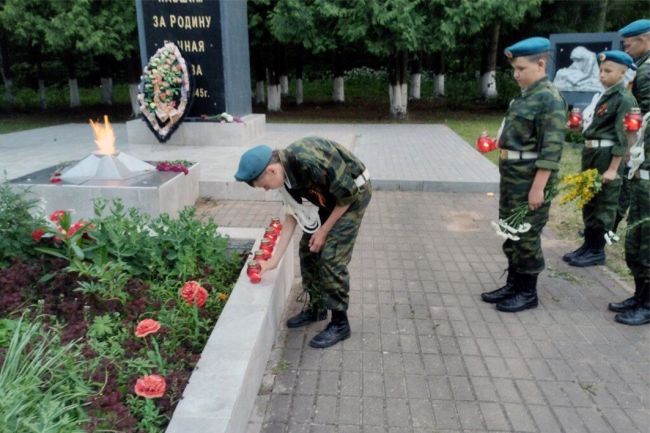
[
  {"xmin": 180, "ymin": 280, "xmax": 208, "ymax": 307},
  {"xmin": 32, "ymin": 228, "xmax": 45, "ymax": 242},
  {"xmin": 134, "ymin": 374, "xmax": 166, "ymax": 399},
  {"xmin": 49, "ymin": 210, "xmax": 66, "ymax": 223},
  {"xmin": 135, "ymin": 319, "xmax": 161, "ymax": 338}
]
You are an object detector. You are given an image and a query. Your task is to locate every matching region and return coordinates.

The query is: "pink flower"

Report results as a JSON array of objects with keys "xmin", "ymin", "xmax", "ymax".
[
  {"xmin": 180, "ymin": 281, "xmax": 208, "ymax": 307},
  {"xmin": 134, "ymin": 375, "xmax": 166, "ymax": 398},
  {"xmin": 135, "ymin": 319, "xmax": 161, "ymax": 338},
  {"xmin": 31, "ymin": 228, "xmax": 45, "ymax": 242},
  {"xmin": 49, "ymin": 210, "xmax": 66, "ymax": 223}
]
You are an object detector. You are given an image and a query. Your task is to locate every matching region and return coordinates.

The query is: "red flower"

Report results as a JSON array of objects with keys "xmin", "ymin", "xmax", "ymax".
[
  {"xmin": 49, "ymin": 210, "xmax": 66, "ymax": 223},
  {"xmin": 135, "ymin": 319, "xmax": 161, "ymax": 338},
  {"xmin": 67, "ymin": 220, "xmax": 89, "ymax": 238},
  {"xmin": 180, "ymin": 280, "xmax": 208, "ymax": 307},
  {"xmin": 134, "ymin": 374, "xmax": 166, "ymax": 399},
  {"xmin": 31, "ymin": 228, "xmax": 45, "ymax": 242}
]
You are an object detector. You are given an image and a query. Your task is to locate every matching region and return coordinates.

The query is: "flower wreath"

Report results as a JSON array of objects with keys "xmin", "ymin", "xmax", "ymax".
[{"xmin": 138, "ymin": 42, "xmax": 193, "ymax": 142}]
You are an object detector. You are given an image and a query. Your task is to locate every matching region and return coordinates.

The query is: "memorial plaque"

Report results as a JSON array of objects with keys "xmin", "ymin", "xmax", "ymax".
[{"xmin": 136, "ymin": 0, "xmax": 252, "ymax": 118}]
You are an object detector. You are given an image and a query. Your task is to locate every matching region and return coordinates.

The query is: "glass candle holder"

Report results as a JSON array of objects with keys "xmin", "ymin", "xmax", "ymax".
[
  {"xmin": 624, "ymin": 108, "xmax": 642, "ymax": 132},
  {"xmin": 254, "ymin": 249, "xmax": 269, "ymax": 261},
  {"xmin": 247, "ymin": 260, "xmax": 262, "ymax": 284},
  {"xmin": 568, "ymin": 108, "xmax": 582, "ymax": 129},
  {"xmin": 263, "ymin": 227, "xmax": 278, "ymax": 245},
  {"xmin": 260, "ymin": 238, "xmax": 274, "ymax": 256},
  {"xmin": 475, "ymin": 132, "xmax": 496, "ymax": 153},
  {"xmin": 270, "ymin": 217, "xmax": 283, "ymax": 233}
]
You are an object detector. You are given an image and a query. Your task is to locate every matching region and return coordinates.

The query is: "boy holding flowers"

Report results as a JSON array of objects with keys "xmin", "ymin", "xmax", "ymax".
[
  {"xmin": 562, "ymin": 51, "xmax": 638, "ymax": 268},
  {"xmin": 480, "ymin": 37, "xmax": 567, "ymax": 313}
]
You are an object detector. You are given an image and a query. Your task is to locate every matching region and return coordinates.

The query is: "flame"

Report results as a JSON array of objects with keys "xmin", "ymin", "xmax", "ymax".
[{"xmin": 89, "ymin": 115, "xmax": 116, "ymax": 155}]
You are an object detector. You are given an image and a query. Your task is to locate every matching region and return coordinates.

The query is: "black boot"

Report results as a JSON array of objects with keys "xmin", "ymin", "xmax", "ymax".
[
  {"xmin": 481, "ymin": 269, "xmax": 516, "ymax": 303},
  {"xmin": 615, "ymin": 278, "xmax": 650, "ymax": 326},
  {"xmin": 496, "ymin": 273, "xmax": 539, "ymax": 313},
  {"xmin": 286, "ymin": 306, "xmax": 327, "ymax": 328},
  {"xmin": 309, "ymin": 310, "xmax": 351, "ymax": 348},
  {"xmin": 608, "ymin": 277, "xmax": 642, "ymax": 313},
  {"xmin": 568, "ymin": 228, "xmax": 605, "ymax": 267},
  {"xmin": 562, "ymin": 241, "xmax": 588, "ymax": 263}
]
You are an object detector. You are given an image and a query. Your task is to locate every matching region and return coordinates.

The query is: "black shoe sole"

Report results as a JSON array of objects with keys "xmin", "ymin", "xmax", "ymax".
[
  {"xmin": 496, "ymin": 300, "xmax": 538, "ymax": 313},
  {"xmin": 614, "ymin": 315, "xmax": 650, "ymax": 326},
  {"xmin": 308, "ymin": 329, "xmax": 351, "ymax": 348}
]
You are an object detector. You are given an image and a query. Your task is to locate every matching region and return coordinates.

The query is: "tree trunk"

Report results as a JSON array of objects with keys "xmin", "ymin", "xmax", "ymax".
[
  {"xmin": 595, "ymin": 0, "xmax": 608, "ymax": 32},
  {"xmin": 0, "ymin": 36, "xmax": 14, "ymax": 109},
  {"xmin": 38, "ymin": 80, "xmax": 47, "ymax": 110},
  {"xmin": 101, "ymin": 78, "xmax": 114, "ymax": 105},
  {"xmin": 480, "ymin": 22, "xmax": 500, "ymax": 99},
  {"xmin": 409, "ymin": 55, "xmax": 421, "ymax": 100},
  {"xmin": 252, "ymin": 47, "xmax": 266, "ymax": 104},
  {"xmin": 295, "ymin": 46, "xmax": 304, "ymax": 105},
  {"xmin": 256, "ymin": 80, "xmax": 266, "ymax": 105},
  {"xmin": 433, "ymin": 52, "xmax": 445, "ymax": 97},
  {"xmin": 280, "ymin": 48, "xmax": 289, "ymax": 96},
  {"xmin": 267, "ymin": 46, "xmax": 282, "ymax": 111},
  {"xmin": 332, "ymin": 54, "xmax": 345, "ymax": 103},
  {"xmin": 388, "ymin": 51, "xmax": 408, "ymax": 117},
  {"xmin": 126, "ymin": 54, "xmax": 141, "ymax": 116},
  {"xmin": 66, "ymin": 56, "xmax": 80, "ymax": 108}
]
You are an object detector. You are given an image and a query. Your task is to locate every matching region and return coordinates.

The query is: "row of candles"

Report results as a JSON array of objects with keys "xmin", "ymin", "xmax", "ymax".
[
  {"xmin": 475, "ymin": 107, "xmax": 644, "ymax": 154},
  {"xmin": 247, "ymin": 217, "xmax": 283, "ymax": 284}
]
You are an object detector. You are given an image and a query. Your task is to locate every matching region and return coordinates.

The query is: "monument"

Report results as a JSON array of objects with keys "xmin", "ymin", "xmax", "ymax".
[
  {"xmin": 549, "ymin": 32, "xmax": 621, "ymax": 110},
  {"xmin": 127, "ymin": 0, "xmax": 265, "ymax": 146}
]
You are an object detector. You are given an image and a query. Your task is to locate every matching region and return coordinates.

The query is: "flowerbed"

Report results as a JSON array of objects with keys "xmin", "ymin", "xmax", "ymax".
[{"xmin": 0, "ymin": 185, "xmax": 245, "ymax": 432}]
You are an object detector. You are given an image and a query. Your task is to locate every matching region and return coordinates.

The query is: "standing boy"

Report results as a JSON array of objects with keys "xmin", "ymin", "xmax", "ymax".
[
  {"xmin": 563, "ymin": 51, "xmax": 638, "ymax": 267},
  {"xmin": 235, "ymin": 137, "xmax": 372, "ymax": 347},
  {"xmin": 480, "ymin": 37, "xmax": 567, "ymax": 312}
]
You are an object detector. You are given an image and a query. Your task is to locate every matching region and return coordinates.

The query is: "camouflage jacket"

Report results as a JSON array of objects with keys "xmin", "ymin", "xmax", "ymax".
[
  {"xmin": 632, "ymin": 51, "xmax": 650, "ymax": 115},
  {"xmin": 499, "ymin": 77, "xmax": 567, "ymax": 171},
  {"xmin": 583, "ymin": 81, "xmax": 638, "ymax": 156},
  {"xmin": 279, "ymin": 137, "xmax": 367, "ymax": 215}
]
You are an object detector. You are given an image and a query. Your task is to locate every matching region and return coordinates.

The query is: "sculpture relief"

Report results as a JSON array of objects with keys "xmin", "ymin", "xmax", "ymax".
[{"xmin": 553, "ymin": 46, "xmax": 603, "ymax": 92}]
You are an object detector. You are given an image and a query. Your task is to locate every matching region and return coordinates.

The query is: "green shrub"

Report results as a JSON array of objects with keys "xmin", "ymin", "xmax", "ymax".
[{"xmin": 0, "ymin": 184, "xmax": 46, "ymax": 268}]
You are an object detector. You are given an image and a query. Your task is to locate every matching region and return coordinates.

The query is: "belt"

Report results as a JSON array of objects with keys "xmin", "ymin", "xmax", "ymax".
[
  {"xmin": 634, "ymin": 169, "xmax": 650, "ymax": 180},
  {"xmin": 499, "ymin": 149, "xmax": 538, "ymax": 160},
  {"xmin": 354, "ymin": 168, "xmax": 370, "ymax": 187},
  {"xmin": 585, "ymin": 139, "xmax": 615, "ymax": 149}
]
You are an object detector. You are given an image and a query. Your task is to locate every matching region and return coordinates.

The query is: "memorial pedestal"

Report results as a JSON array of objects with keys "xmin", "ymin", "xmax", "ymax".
[{"xmin": 126, "ymin": 114, "xmax": 266, "ymax": 146}]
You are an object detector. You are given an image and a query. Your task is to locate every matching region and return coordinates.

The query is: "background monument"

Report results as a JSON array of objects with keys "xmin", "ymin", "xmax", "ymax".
[{"xmin": 128, "ymin": 0, "xmax": 265, "ymax": 146}]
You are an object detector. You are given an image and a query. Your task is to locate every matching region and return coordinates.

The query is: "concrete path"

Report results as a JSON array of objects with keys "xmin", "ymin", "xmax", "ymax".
[
  {"xmin": 0, "ymin": 123, "xmax": 499, "ymax": 196},
  {"xmin": 204, "ymin": 193, "xmax": 649, "ymax": 433}
]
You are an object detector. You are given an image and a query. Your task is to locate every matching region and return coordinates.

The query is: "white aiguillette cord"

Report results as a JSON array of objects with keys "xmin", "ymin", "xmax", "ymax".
[
  {"xmin": 628, "ymin": 112, "xmax": 650, "ymax": 179},
  {"xmin": 279, "ymin": 186, "xmax": 321, "ymax": 233}
]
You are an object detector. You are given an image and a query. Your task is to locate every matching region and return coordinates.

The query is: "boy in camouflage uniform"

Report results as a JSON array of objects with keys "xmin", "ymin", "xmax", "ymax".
[
  {"xmin": 613, "ymin": 19, "xmax": 650, "ymax": 233},
  {"xmin": 563, "ymin": 51, "xmax": 638, "ymax": 267},
  {"xmin": 235, "ymin": 137, "xmax": 372, "ymax": 347},
  {"xmin": 609, "ymin": 19, "xmax": 650, "ymax": 326},
  {"xmin": 481, "ymin": 37, "xmax": 567, "ymax": 313}
]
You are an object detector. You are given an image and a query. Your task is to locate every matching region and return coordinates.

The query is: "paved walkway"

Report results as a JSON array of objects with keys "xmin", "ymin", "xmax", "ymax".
[
  {"xmin": 205, "ymin": 193, "xmax": 649, "ymax": 433},
  {"xmin": 0, "ymin": 123, "xmax": 498, "ymax": 194}
]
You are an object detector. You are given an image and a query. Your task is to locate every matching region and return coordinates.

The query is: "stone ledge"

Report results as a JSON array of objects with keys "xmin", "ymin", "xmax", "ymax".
[
  {"xmin": 126, "ymin": 114, "xmax": 266, "ymax": 147},
  {"xmin": 165, "ymin": 227, "xmax": 294, "ymax": 433}
]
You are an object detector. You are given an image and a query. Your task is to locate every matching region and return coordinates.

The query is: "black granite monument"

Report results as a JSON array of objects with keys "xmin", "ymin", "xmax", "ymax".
[{"xmin": 136, "ymin": 0, "xmax": 252, "ymax": 118}]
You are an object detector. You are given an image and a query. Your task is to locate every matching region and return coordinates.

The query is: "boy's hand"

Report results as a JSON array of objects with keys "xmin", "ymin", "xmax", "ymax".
[
  {"xmin": 528, "ymin": 187, "xmax": 545, "ymax": 211},
  {"xmin": 308, "ymin": 227, "xmax": 328, "ymax": 252},
  {"xmin": 603, "ymin": 169, "xmax": 617, "ymax": 183}
]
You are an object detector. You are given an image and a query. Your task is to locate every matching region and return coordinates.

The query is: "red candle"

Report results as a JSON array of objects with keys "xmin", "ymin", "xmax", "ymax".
[
  {"xmin": 247, "ymin": 260, "xmax": 262, "ymax": 283},
  {"xmin": 624, "ymin": 108, "xmax": 642, "ymax": 132},
  {"xmin": 475, "ymin": 132, "xmax": 496, "ymax": 153},
  {"xmin": 263, "ymin": 227, "xmax": 277, "ymax": 245},
  {"xmin": 270, "ymin": 217, "xmax": 282, "ymax": 233},
  {"xmin": 568, "ymin": 108, "xmax": 582, "ymax": 129},
  {"xmin": 254, "ymin": 249, "xmax": 270, "ymax": 261},
  {"xmin": 260, "ymin": 238, "xmax": 274, "ymax": 256}
]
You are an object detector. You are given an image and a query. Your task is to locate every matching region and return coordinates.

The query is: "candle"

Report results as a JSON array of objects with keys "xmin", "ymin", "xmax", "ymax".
[
  {"xmin": 475, "ymin": 131, "xmax": 496, "ymax": 153},
  {"xmin": 263, "ymin": 227, "xmax": 277, "ymax": 245},
  {"xmin": 270, "ymin": 217, "xmax": 283, "ymax": 233},
  {"xmin": 568, "ymin": 108, "xmax": 582, "ymax": 129},
  {"xmin": 247, "ymin": 260, "xmax": 262, "ymax": 284},
  {"xmin": 624, "ymin": 107, "xmax": 642, "ymax": 132},
  {"xmin": 260, "ymin": 238, "xmax": 274, "ymax": 256},
  {"xmin": 254, "ymin": 249, "xmax": 270, "ymax": 261}
]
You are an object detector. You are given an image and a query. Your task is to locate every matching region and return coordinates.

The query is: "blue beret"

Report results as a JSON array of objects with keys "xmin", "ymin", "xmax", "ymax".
[
  {"xmin": 504, "ymin": 37, "xmax": 551, "ymax": 58},
  {"xmin": 234, "ymin": 145, "xmax": 273, "ymax": 182},
  {"xmin": 619, "ymin": 19, "xmax": 650, "ymax": 37},
  {"xmin": 598, "ymin": 50, "xmax": 637, "ymax": 70}
]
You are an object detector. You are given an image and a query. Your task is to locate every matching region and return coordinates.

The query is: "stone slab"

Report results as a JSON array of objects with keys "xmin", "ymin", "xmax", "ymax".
[
  {"xmin": 9, "ymin": 163, "xmax": 200, "ymax": 219},
  {"xmin": 126, "ymin": 114, "xmax": 266, "ymax": 147},
  {"xmin": 166, "ymin": 227, "xmax": 295, "ymax": 433}
]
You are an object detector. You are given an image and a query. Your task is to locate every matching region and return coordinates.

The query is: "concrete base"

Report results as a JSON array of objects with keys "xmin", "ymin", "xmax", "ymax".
[
  {"xmin": 126, "ymin": 114, "xmax": 266, "ymax": 146},
  {"xmin": 166, "ymin": 227, "xmax": 295, "ymax": 433},
  {"xmin": 9, "ymin": 163, "xmax": 200, "ymax": 220}
]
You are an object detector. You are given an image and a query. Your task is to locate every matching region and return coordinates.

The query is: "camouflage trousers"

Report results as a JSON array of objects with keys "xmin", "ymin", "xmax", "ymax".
[
  {"xmin": 581, "ymin": 147, "xmax": 622, "ymax": 232},
  {"xmin": 616, "ymin": 166, "xmax": 631, "ymax": 225},
  {"xmin": 499, "ymin": 160, "xmax": 555, "ymax": 275},
  {"xmin": 625, "ymin": 179, "xmax": 650, "ymax": 280},
  {"xmin": 300, "ymin": 183, "xmax": 372, "ymax": 312}
]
